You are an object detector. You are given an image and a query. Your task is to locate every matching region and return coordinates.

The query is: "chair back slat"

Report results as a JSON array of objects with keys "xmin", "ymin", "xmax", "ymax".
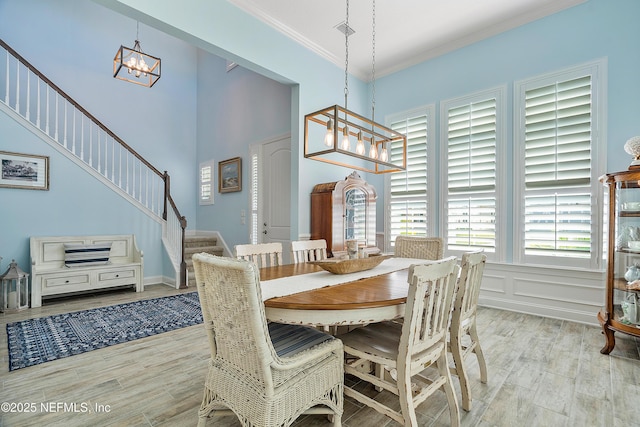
[
  {"xmin": 235, "ymin": 242, "xmax": 283, "ymax": 268},
  {"xmin": 402, "ymin": 257, "xmax": 459, "ymax": 357},
  {"xmin": 291, "ymin": 239, "xmax": 327, "ymax": 264},
  {"xmin": 454, "ymin": 251, "xmax": 487, "ymax": 325},
  {"xmin": 394, "ymin": 236, "xmax": 443, "ymax": 260}
]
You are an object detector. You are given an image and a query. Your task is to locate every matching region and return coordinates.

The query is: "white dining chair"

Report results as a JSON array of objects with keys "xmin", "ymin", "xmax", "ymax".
[
  {"xmin": 291, "ymin": 239, "xmax": 327, "ymax": 264},
  {"xmin": 394, "ymin": 235, "xmax": 444, "ymax": 260},
  {"xmin": 341, "ymin": 256, "xmax": 461, "ymax": 427},
  {"xmin": 449, "ymin": 250, "xmax": 488, "ymax": 411},
  {"xmin": 192, "ymin": 253, "xmax": 344, "ymax": 427},
  {"xmin": 235, "ymin": 242, "xmax": 283, "ymax": 268}
]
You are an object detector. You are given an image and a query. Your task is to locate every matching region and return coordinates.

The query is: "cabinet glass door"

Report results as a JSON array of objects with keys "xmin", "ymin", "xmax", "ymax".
[
  {"xmin": 345, "ymin": 188, "xmax": 367, "ymax": 243},
  {"xmin": 614, "ymin": 179, "xmax": 640, "ymax": 326}
]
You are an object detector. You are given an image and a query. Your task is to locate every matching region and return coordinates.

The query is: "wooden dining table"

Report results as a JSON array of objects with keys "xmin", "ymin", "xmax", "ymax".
[{"xmin": 260, "ymin": 262, "xmax": 411, "ymax": 327}]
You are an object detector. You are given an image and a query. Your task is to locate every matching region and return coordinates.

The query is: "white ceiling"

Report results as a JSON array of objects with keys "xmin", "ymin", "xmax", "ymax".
[{"xmin": 227, "ymin": 0, "xmax": 586, "ymax": 81}]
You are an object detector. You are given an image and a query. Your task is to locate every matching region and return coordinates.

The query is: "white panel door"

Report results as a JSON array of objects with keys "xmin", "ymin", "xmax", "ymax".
[{"xmin": 261, "ymin": 135, "xmax": 291, "ymax": 263}]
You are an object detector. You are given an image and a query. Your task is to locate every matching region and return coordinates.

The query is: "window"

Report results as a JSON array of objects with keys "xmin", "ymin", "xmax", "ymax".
[
  {"xmin": 199, "ymin": 159, "xmax": 215, "ymax": 205},
  {"xmin": 514, "ymin": 60, "xmax": 606, "ymax": 269},
  {"xmin": 250, "ymin": 149, "xmax": 259, "ymax": 244},
  {"xmin": 441, "ymin": 87, "xmax": 506, "ymax": 259},
  {"xmin": 385, "ymin": 106, "xmax": 435, "ymax": 251}
]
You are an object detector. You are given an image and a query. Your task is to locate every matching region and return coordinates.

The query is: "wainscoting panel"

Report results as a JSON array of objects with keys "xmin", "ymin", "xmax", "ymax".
[
  {"xmin": 479, "ymin": 272, "xmax": 507, "ymax": 294},
  {"xmin": 479, "ymin": 262, "xmax": 606, "ymax": 326}
]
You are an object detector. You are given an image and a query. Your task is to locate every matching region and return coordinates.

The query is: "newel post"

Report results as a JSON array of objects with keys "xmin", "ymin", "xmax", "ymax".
[
  {"xmin": 179, "ymin": 216, "xmax": 187, "ymax": 289},
  {"xmin": 163, "ymin": 171, "xmax": 169, "ymax": 221}
]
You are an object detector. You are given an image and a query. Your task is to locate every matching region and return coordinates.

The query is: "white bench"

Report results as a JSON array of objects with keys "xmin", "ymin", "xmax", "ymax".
[{"xmin": 30, "ymin": 234, "xmax": 144, "ymax": 307}]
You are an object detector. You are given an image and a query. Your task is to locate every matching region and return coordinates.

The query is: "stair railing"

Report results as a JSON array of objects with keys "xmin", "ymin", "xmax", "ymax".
[{"xmin": 0, "ymin": 39, "xmax": 187, "ymax": 288}]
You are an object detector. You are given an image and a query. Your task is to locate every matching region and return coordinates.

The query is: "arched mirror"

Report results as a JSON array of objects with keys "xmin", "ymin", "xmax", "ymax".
[{"xmin": 311, "ymin": 171, "xmax": 377, "ymax": 257}]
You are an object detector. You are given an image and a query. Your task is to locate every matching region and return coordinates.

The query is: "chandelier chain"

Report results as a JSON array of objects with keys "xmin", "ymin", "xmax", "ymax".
[
  {"xmin": 371, "ymin": 0, "xmax": 376, "ymax": 123},
  {"xmin": 344, "ymin": 0, "xmax": 349, "ymax": 110}
]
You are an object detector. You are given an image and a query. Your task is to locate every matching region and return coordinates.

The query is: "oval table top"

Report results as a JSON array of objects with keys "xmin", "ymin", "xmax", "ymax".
[{"xmin": 260, "ymin": 262, "xmax": 410, "ymax": 326}]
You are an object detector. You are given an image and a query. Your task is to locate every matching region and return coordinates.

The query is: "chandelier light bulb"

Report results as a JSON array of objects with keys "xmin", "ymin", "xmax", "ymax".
[
  {"xmin": 369, "ymin": 142, "xmax": 378, "ymax": 159},
  {"xmin": 379, "ymin": 145, "xmax": 388, "ymax": 162},
  {"xmin": 356, "ymin": 131, "xmax": 365, "ymax": 155},
  {"xmin": 324, "ymin": 119, "xmax": 334, "ymax": 147},
  {"xmin": 341, "ymin": 126, "xmax": 351, "ymax": 151}
]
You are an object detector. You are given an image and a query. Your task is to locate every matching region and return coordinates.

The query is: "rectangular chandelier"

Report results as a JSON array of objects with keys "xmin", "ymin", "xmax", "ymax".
[
  {"xmin": 304, "ymin": 105, "xmax": 406, "ymax": 174},
  {"xmin": 113, "ymin": 40, "xmax": 161, "ymax": 88}
]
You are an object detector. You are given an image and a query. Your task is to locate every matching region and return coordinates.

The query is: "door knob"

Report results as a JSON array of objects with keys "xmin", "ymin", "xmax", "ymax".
[{"xmin": 263, "ymin": 230, "xmax": 268, "ymax": 234}]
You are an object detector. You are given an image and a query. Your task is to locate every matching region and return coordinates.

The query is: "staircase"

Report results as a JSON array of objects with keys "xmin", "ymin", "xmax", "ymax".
[
  {"xmin": 0, "ymin": 39, "xmax": 188, "ymax": 288},
  {"xmin": 184, "ymin": 236, "xmax": 224, "ymax": 287}
]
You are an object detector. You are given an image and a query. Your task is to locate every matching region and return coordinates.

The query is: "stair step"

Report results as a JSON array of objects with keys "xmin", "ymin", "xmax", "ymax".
[
  {"xmin": 184, "ymin": 245, "xmax": 223, "ymax": 255},
  {"xmin": 184, "ymin": 237, "xmax": 218, "ymax": 248},
  {"xmin": 183, "ymin": 237, "xmax": 224, "ymax": 288}
]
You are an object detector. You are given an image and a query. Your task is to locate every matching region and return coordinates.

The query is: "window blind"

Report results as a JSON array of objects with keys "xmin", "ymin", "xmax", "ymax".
[
  {"xmin": 523, "ymin": 75, "xmax": 592, "ymax": 257},
  {"xmin": 389, "ymin": 114, "xmax": 429, "ymax": 244},
  {"xmin": 446, "ymin": 98, "xmax": 497, "ymax": 252},
  {"xmin": 250, "ymin": 152, "xmax": 259, "ymax": 244},
  {"xmin": 524, "ymin": 76, "xmax": 592, "ymax": 189},
  {"xmin": 199, "ymin": 160, "xmax": 214, "ymax": 205}
]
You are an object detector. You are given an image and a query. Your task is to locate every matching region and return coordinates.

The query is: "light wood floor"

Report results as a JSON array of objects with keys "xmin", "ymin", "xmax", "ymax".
[{"xmin": 1, "ymin": 284, "xmax": 639, "ymax": 427}]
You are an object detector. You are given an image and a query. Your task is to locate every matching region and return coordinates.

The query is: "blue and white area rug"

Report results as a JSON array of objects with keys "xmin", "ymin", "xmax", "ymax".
[{"xmin": 6, "ymin": 292, "xmax": 202, "ymax": 371}]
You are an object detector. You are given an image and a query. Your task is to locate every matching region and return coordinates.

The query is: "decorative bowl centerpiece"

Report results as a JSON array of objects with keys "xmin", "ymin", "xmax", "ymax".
[{"xmin": 309, "ymin": 254, "xmax": 393, "ymax": 274}]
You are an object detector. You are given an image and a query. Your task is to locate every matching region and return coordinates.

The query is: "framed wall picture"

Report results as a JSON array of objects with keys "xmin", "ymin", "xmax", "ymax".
[
  {"xmin": 0, "ymin": 151, "xmax": 49, "ymax": 190},
  {"xmin": 219, "ymin": 157, "xmax": 242, "ymax": 193}
]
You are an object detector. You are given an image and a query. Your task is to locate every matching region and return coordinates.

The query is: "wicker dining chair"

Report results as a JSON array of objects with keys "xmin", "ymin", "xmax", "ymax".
[
  {"xmin": 341, "ymin": 256, "xmax": 461, "ymax": 427},
  {"xmin": 192, "ymin": 253, "xmax": 344, "ymax": 427},
  {"xmin": 235, "ymin": 242, "xmax": 283, "ymax": 268},
  {"xmin": 394, "ymin": 235, "xmax": 444, "ymax": 260},
  {"xmin": 449, "ymin": 250, "xmax": 488, "ymax": 411},
  {"xmin": 291, "ymin": 239, "xmax": 327, "ymax": 264}
]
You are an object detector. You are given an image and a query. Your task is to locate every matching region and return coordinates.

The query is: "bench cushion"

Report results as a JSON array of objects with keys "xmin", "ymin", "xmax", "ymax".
[{"xmin": 64, "ymin": 243, "xmax": 112, "ymax": 268}]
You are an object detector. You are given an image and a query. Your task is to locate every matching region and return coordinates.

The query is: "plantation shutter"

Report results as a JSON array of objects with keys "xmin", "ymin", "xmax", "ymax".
[
  {"xmin": 446, "ymin": 98, "xmax": 497, "ymax": 252},
  {"xmin": 199, "ymin": 160, "xmax": 214, "ymax": 205},
  {"xmin": 389, "ymin": 113, "xmax": 429, "ymax": 245},
  {"xmin": 250, "ymin": 152, "xmax": 259, "ymax": 244},
  {"xmin": 523, "ymin": 75, "xmax": 592, "ymax": 257}
]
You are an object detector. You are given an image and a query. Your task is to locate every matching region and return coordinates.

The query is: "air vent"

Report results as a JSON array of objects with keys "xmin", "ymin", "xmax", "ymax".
[{"xmin": 334, "ymin": 21, "xmax": 355, "ymax": 36}]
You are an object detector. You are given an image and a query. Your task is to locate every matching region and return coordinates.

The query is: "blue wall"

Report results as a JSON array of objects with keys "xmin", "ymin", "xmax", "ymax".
[
  {"xmin": 195, "ymin": 51, "xmax": 292, "ymax": 246},
  {"xmin": 0, "ymin": 0, "xmax": 298, "ymax": 276},
  {"xmin": 375, "ymin": 0, "xmax": 639, "ymax": 174},
  {"xmin": 97, "ymin": 0, "xmax": 640, "ymax": 244},
  {"xmin": 0, "ymin": 0, "xmax": 198, "ymax": 278}
]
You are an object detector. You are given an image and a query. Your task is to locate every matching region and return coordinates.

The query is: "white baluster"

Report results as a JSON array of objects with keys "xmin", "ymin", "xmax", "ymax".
[
  {"xmin": 4, "ymin": 50, "xmax": 9, "ymax": 105},
  {"xmin": 151, "ymin": 175, "xmax": 156, "ymax": 215},
  {"xmin": 15, "ymin": 59, "xmax": 19, "ymax": 114},
  {"xmin": 126, "ymin": 151, "xmax": 130, "ymax": 193},
  {"xmin": 36, "ymin": 77, "xmax": 40, "ymax": 128},
  {"xmin": 145, "ymin": 168, "xmax": 149, "ymax": 209},
  {"xmin": 72, "ymin": 107, "xmax": 76, "ymax": 154},
  {"xmin": 105, "ymin": 133, "xmax": 109, "ymax": 178},
  {"xmin": 25, "ymin": 69, "xmax": 30, "ymax": 121},
  {"xmin": 111, "ymin": 137, "xmax": 115, "ymax": 182},
  {"xmin": 54, "ymin": 92, "xmax": 58, "ymax": 141},
  {"xmin": 45, "ymin": 86, "xmax": 50, "ymax": 135},
  {"xmin": 96, "ymin": 124, "xmax": 102, "ymax": 173},
  {"xmin": 132, "ymin": 157, "xmax": 136, "ymax": 200},
  {"xmin": 80, "ymin": 114, "xmax": 87, "ymax": 166},
  {"xmin": 118, "ymin": 146, "xmax": 122, "ymax": 187},
  {"xmin": 63, "ymin": 102, "xmax": 67, "ymax": 149}
]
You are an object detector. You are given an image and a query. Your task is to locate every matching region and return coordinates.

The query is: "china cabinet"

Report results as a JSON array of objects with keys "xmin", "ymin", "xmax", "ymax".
[
  {"xmin": 310, "ymin": 171, "xmax": 377, "ymax": 257},
  {"xmin": 599, "ymin": 170, "xmax": 640, "ymax": 354}
]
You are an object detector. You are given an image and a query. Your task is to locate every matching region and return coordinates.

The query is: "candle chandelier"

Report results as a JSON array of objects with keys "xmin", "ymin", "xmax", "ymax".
[
  {"xmin": 304, "ymin": 0, "xmax": 406, "ymax": 174},
  {"xmin": 113, "ymin": 22, "xmax": 161, "ymax": 88}
]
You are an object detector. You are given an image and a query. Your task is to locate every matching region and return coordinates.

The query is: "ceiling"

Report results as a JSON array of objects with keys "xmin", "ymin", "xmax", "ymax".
[{"xmin": 227, "ymin": 0, "xmax": 586, "ymax": 81}]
